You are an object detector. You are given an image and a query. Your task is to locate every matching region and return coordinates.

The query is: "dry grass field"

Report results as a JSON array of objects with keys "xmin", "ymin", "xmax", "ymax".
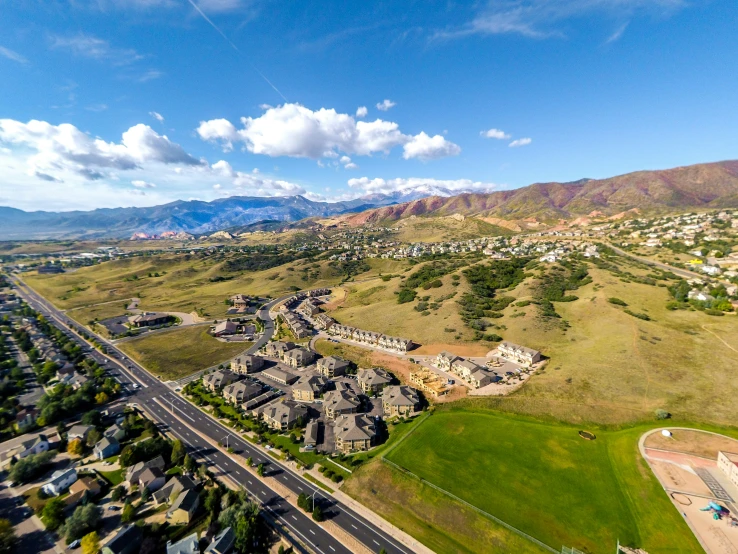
[
  {"xmin": 117, "ymin": 325, "xmax": 248, "ymax": 379},
  {"xmin": 388, "ymin": 216, "xmax": 511, "ymax": 243}
]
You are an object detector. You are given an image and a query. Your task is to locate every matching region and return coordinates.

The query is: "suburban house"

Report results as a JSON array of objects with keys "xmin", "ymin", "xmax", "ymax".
[
  {"xmin": 65, "ymin": 476, "xmax": 101, "ymax": 507},
  {"xmin": 292, "ymin": 375, "xmax": 328, "ymax": 402},
  {"xmin": 327, "ymin": 325, "xmax": 414, "ymax": 353},
  {"xmin": 222, "ymin": 381, "xmax": 263, "ymax": 405},
  {"xmin": 718, "ymin": 451, "xmax": 738, "ymax": 488},
  {"xmin": 309, "ymin": 288, "xmax": 331, "ymax": 297},
  {"xmin": 203, "ymin": 370, "xmax": 241, "ymax": 392},
  {"xmin": 280, "ymin": 311, "xmax": 311, "ymax": 339},
  {"xmin": 316, "ymin": 356, "xmax": 350, "ymax": 378},
  {"xmin": 381, "ymin": 386, "xmax": 421, "ymax": 417},
  {"xmin": 42, "ymin": 467, "xmax": 78, "ymax": 496},
  {"xmin": 451, "ymin": 359, "xmax": 483, "ymax": 381},
  {"xmin": 255, "ymin": 400, "xmax": 308, "ymax": 431},
  {"xmin": 128, "ymin": 312, "xmax": 172, "ymax": 328},
  {"xmin": 260, "ymin": 366, "xmax": 299, "ymax": 386},
  {"xmin": 101, "ymin": 525, "xmax": 143, "ymax": 554},
  {"xmin": 298, "ymin": 300, "xmax": 320, "ymax": 317},
  {"xmin": 264, "ymin": 341, "xmax": 296, "ymax": 359},
  {"xmin": 205, "ymin": 527, "xmax": 235, "ymax": 554},
  {"xmin": 166, "ymin": 533, "xmax": 200, "ymax": 554},
  {"xmin": 19, "ymin": 434, "xmax": 50, "ymax": 458},
  {"xmin": 334, "ymin": 414, "xmax": 376, "ymax": 453},
  {"xmin": 94, "ymin": 436, "xmax": 120, "ymax": 460},
  {"xmin": 435, "ymin": 351, "xmax": 461, "ymax": 371},
  {"xmin": 68, "ymin": 373, "xmax": 89, "ymax": 389},
  {"xmin": 56, "ymin": 364, "xmax": 75, "ymax": 382},
  {"xmin": 213, "ymin": 320, "xmax": 238, "ymax": 337},
  {"xmin": 167, "ymin": 488, "xmax": 200, "ymax": 524},
  {"xmin": 14, "ymin": 408, "xmax": 38, "ymax": 432},
  {"xmin": 314, "ymin": 314, "xmax": 335, "ymax": 330},
  {"xmin": 283, "ymin": 347, "xmax": 316, "ymax": 368},
  {"xmin": 409, "ymin": 369, "xmax": 448, "ymax": 397},
  {"xmin": 126, "ymin": 455, "xmax": 166, "ymax": 486},
  {"xmin": 154, "ymin": 475, "xmax": 196, "ymax": 506},
  {"xmin": 138, "ymin": 466, "xmax": 166, "ymax": 492},
  {"xmin": 231, "ymin": 354, "xmax": 264, "ymax": 374},
  {"xmin": 357, "ymin": 367, "xmax": 392, "ymax": 394},
  {"xmin": 497, "ymin": 341, "xmax": 542, "ymax": 367},
  {"xmin": 68, "ymin": 424, "xmax": 94, "ymax": 442},
  {"xmin": 230, "ymin": 294, "xmax": 249, "ymax": 308},
  {"xmin": 323, "ymin": 387, "xmax": 361, "ymax": 419},
  {"xmin": 470, "ymin": 369, "xmax": 501, "ymax": 389},
  {"xmin": 104, "ymin": 423, "xmax": 126, "ymax": 441}
]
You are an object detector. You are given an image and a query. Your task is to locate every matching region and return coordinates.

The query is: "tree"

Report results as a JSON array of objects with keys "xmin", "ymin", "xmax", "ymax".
[
  {"xmin": 42, "ymin": 497, "xmax": 66, "ymax": 531},
  {"xmin": 183, "ymin": 453, "xmax": 196, "ymax": 474},
  {"xmin": 140, "ymin": 486, "xmax": 151, "ymax": 503},
  {"xmin": 204, "ymin": 487, "xmax": 223, "ymax": 518},
  {"xmin": 86, "ymin": 429, "xmax": 101, "ymax": 448},
  {"xmin": 171, "ymin": 439, "xmax": 185, "ymax": 466},
  {"xmin": 81, "ymin": 531, "xmax": 99, "ymax": 554},
  {"xmin": 68, "ymin": 438, "xmax": 85, "ymax": 456},
  {"xmin": 121, "ymin": 501, "xmax": 135, "ymax": 523},
  {"xmin": 311, "ymin": 505, "xmax": 324, "ymax": 522},
  {"xmin": 63, "ymin": 504, "xmax": 101, "ymax": 543},
  {"xmin": 0, "ymin": 518, "xmax": 16, "ymax": 554},
  {"xmin": 246, "ymin": 456, "xmax": 253, "ymax": 467},
  {"xmin": 81, "ymin": 410, "xmax": 101, "ymax": 427},
  {"xmin": 111, "ymin": 486, "xmax": 126, "ymax": 502},
  {"xmin": 95, "ymin": 392, "xmax": 109, "ymax": 405},
  {"xmin": 9, "ymin": 451, "xmax": 56, "ymax": 484},
  {"xmin": 197, "ymin": 463, "xmax": 209, "ymax": 482},
  {"xmin": 257, "ymin": 463, "xmax": 265, "ymax": 477}
]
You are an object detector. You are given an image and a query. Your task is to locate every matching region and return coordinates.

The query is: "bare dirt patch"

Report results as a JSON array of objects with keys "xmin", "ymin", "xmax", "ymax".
[
  {"xmin": 412, "ymin": 343, "xmax": 491, "ymax": 357},
  {"xmin": 644, "ymin": 429, "xmax": 738, "ymax": 459}
]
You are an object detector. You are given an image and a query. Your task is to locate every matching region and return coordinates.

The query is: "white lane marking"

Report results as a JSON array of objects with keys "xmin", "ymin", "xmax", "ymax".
[
  {"xmin": 373, "ymin": 540, "xmax": 380, "ymax": 546},
  {"xmin": 248, "ymin": 480, "xmax": 253, "ymax": 485},
  {"xmin": 291, "ymin": 515, "xmax": 297, "ymax": 521},
  {"xmin": 310, "ymin": 530, "xmax": 315, "ymax": 535},
  {"xmin": 329, "ymin": 547, "xmax": 335, "ymax": 552},
  {"xmin": 351, "ymin": 525, "xmax": 358, "ymax": 530}
]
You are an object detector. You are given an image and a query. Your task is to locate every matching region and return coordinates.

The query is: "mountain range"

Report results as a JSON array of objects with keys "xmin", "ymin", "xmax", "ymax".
[{"xmin": 1, "ymin": 159, "xmax": 737, "ymax": 240}]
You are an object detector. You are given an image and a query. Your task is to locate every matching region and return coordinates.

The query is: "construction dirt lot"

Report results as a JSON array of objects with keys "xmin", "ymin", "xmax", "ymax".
[{"xmin": 641, "ymin": 428, "xmax": 738, "ymax": 554}]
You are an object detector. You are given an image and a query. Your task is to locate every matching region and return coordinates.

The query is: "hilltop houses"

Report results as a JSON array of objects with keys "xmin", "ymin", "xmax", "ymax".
[
  {"xmin": 334, "ymin": 414, "xmax": 376, "ymax": 453},
  {"xmin": 316, "ymin": 356, "xmax": 350, "ymax": 378},
  {"xmin": 231, "ymin": 354, "xmax": 264, "ymax": 374},
  {"xmin": 357, "ymin": 367, "xmax": 392, "ymax": 394},
  {"xmin": 497, "ymin": 342, "xmax": 542, "ymax": 367},
  {"xmin": 382, "ymin": 386, "xmax": 420, "ymax": 417},
  {"xmin": 328, "ymin": 324, "xmax": 414, "ymax": 354}
]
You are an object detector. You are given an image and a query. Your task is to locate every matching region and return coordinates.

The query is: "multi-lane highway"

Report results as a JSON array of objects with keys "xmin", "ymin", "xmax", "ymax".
[{"xmin": 10, "ymin": 277, "xmax": 414, "ymax": 554}]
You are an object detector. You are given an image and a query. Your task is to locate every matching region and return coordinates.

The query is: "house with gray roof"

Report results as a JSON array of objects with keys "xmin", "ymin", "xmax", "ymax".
[
  {"xmin": 334, "ymin": 414, "xmax": 376, "ymax": 453},
  {"xmin": 316, "ymin": 356, "xmax": 350, "ymax": 378},
  {"xmin": 222, "ymin": 381, "xmax": 262, "ymax": 405},
  {"xmin": 205, "ymin": 527, "xmax": 235, "ymax": 554},
  {"xmin": 323, "ymin": 387, "xmax": 361, "ymax": 420},
  {"xmin": 126, "ymin": 455, "xmax": 166, "ymax": 485},
  {"xmin": 203, "ymin": 370, "xmax": 241, "ymax": 392},
  {"xmin": 231, "ymin": 354, "xmax": 264, "ymax": 374},
  {"xmin": 357, "ymin": 367, "xmax": 392, "ymax": 395},
  {"xmin": 102, "ymin": 525, "xmax": 142, "ymax": 554},
  {"xmin": 264, "ymin": 341, "xmax": 296, "ymax": 359},
  {"xmin": 292, "ymin": 375, "xmax": 328, "ymax": 402},
  {"xmin": 256, "ymin": 400, "xmax": 308, "ymax": 431},
  {"xmin": 283, "ymin": 347, "xmax": 316, "ymax": 368},
  {"xmin": 154, "ymin": 474, "xmax": 196, "ymax": 506},
  {"xmin": 94, "ymin": 436, "xmax": 120, "ymax": 460},
  {"xmin": 261, "ymin": 366, "xmax": 299, "ymax": 386},
  {"xmin": 166, "ymin": 533, "xmax": 199, "ymax": 554},
  {"xmin": 381, "ymin": 385, "xmax": 420, "ymax": 417}
]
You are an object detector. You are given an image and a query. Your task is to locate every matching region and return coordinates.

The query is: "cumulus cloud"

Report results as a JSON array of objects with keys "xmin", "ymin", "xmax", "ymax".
[
  {"xmin": 509, "ymin": 137, "xmax": 532, "ymax": 147},
  {"xmin": 132, "ymin": 180, "xmax": 156, "ymax": 188},
  {"xmin": 355, "ymin": 106, "xmax": 368, "ymax": 118},
  {"xmin": 197, "ymin": 103, "xmax": 460, "ymax": 162},
  {"xmin": 376, "ymin": 99, "xmax": 396, "ymax": 111},
  {"xmin": 0, "ymin": 46, "xmax": 28, "ymax": 64},
  {"xmin": 149, "ymin": 111, "xmax": 165, "ymax": 123},
  {"xmin": 402, "ymin": 132, "xmax": 461, "ymax": 161},
  {"xmin": 481, "ymin": 128, "xmax": 510, "ymax": 140},
  {"xmin": 210, "ymin": 160, "xmax": 306, "ymax": 196},
  {"xmin": 347, "ymin": 176, "xmax": 498, "ymax": 196},
  {"xmin": 0, "ymin": 118, "xmax": 204, "ymax": 182}
]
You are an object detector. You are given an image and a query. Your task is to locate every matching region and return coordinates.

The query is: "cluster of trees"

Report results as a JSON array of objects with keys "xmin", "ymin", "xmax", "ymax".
[
  {"xmin": 534, "ymin": 261, "xmax": 592, "ymax": 319},
  {"xmin": 224, "ymin": 248, "xmax": 318, "ymax": 273},
  {"xmin": 120, "ymin": 436, "xmax": 172, "ymax": 467},
  {"xmin": 668, "ymin": 279, "xmax": 735, "ymax": 314},
  {"xmin": 9, "ymin": 450, "xmax": 56, "ymax": 484},
  {"xmin": 217, "ymin": 490, "xmax": 269, "ymax": 553},
  {"xmin": 296, "ymin": 493, "xmax": 324, "ymax": 522},
  {"xmin": 396, "ymin": 259, "xmax": 466, "ymax": 305}
]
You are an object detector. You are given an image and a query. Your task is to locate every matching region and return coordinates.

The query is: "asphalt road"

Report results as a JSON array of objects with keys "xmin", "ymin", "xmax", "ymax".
[{"xmin": 10, "ymin": 278, "xmax": 412, "ymax": 554}]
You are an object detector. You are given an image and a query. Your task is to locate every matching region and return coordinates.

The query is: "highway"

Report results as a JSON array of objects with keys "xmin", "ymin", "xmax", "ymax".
[{"xmin": 10, "ymin": 277, "xmax": 413, "ymax": 554}]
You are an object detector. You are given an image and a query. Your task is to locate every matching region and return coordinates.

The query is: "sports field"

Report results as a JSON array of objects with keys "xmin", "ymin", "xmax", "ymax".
[
  {"xmin": 380, "ymin": 409, "xmax": 704, "ymax": 554},
  {"xmin": 117, "ymin": 326, "xmax": 249, "ymax": 379}
]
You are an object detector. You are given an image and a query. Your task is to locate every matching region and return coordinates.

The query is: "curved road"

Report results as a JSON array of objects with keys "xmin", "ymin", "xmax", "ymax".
[{"xmin": 10, "ymin": 277, "xmax": 414, "ymax": 554}]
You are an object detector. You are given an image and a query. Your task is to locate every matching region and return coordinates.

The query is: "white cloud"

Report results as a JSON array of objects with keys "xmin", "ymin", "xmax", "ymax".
[
  {"xmin": 136, "ymin": 69, "xmax": 163, "ymax": 82},
  {"xmin": 209, "ymin": 160, "xmax": 306, "ymax": 196},
  {"xmin": 132, "ymin": 180, "xmax": 156, "ymax": 188},
  {"xmin": 376, "ymin": 99, "xmax": 396, "ymax": 111},
  {"xmin": 86, "ymin": 104, "xmax": 108, "ymax": 112},
  {"xmin": 51, "ymin": 34, "xmax": 144, "ymax": 65},
  {"xmin": 355, "ymin": 106, "xmax": 368, "ymax": 118},
  {"xmin": 434, "ymin": 0, "xmax": 686, "ymax": 40},
  {"xmin": 481, "ymin": 128, "xmax": 510, "ymax": 140},
  {"xmin": 402, "ymin": 132, "xmax": 461, "ymax": 161},
  {"xmin": 0, "ymin": 119, "xmax": 204, "ymax": 182},
  {"xmin": 0, "ymin": 46, "xmax": 28, "ymax": 64},
  {"xmin": 509, "ymin": 137, "xmax": 532, "ymax": 147},
  {"xmin": 197, "ymin": 103, "xmax": 460, "ymax": 161},
  {"xmin": 344, "ymin": 163, "xmax": 358, "ymax": 170},
  {"xmin": 149, "ymin": 111, "xmax": 165, "ymax": 123},
  {"xmin": 347, "ymin": 176, "xmax": 498, "ymax": 196},
  {"xmin": 606, "ymin": 22, "xmax": 629, "ymax": 43}
]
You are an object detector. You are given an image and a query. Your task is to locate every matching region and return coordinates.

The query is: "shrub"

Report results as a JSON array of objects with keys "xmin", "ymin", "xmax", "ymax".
[
  {"xmin": 655, "ymin": 409, "xmax": 671, "ymax": 420},
  {"xmin": 484, "ymin": 333, "xmax": 503, "ymax": 342},
  {"xmin": 705, "ymin": 309, "xmax": 725, "ymax": 316},
  {"xmin": 515, "ymin": 300, "xmax": 531, "ymax": 307},
  {"xmin": 607, "ymin": 297, "xmax": 628, "ymax": 306},
  {"xmin": 397, "ymin": 289, "xmax": 417, "ymax": 304},
  {"xmin": 624, "ymin": 309, "xmax": 651, "ymax": 321}
]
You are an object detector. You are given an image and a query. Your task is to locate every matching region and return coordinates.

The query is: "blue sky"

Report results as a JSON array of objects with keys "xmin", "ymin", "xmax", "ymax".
[{"xmin": 0, "ymin": 0, "xmax": 736, "ymax": 211}]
